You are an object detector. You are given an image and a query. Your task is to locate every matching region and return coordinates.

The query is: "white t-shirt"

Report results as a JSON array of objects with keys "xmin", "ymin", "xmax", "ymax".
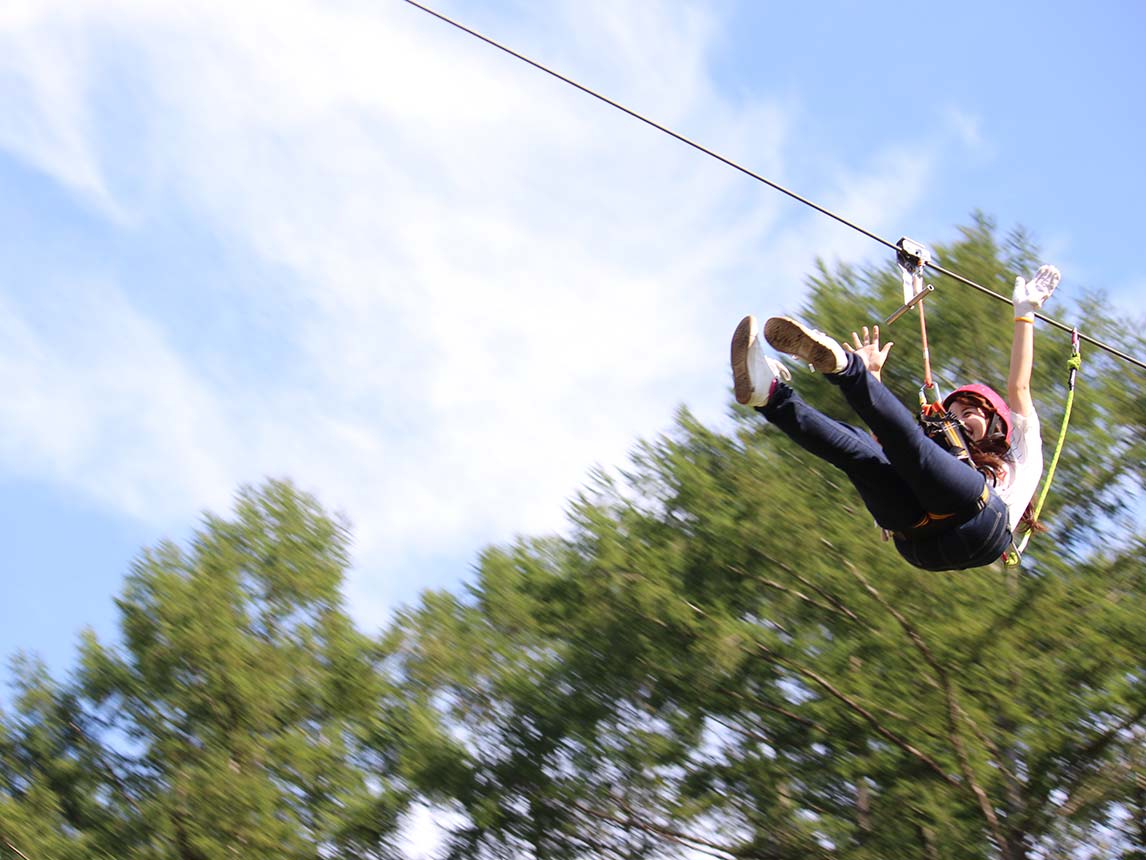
[{"xmin": 995, "ymin": 410, "xmax": 1044, "ymax": 532}]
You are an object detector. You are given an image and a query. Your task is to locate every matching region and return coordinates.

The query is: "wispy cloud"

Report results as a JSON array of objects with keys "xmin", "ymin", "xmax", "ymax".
[
  {"xmin": 0, "ymin": 0, "xmax": 962, "ymax": 620},
  {"xmin": 0, "ymin": 2, "xmax": 120, "ymax": 214},
  {"xmin": 0, "ymin": 280, "xmax": 234, "ymax": 520}
]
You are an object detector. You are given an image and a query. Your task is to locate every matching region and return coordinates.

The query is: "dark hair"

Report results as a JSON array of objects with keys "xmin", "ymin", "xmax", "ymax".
[{"xmin": 965, "ymin": 428, "xmax": 1046, "ymax": 536}]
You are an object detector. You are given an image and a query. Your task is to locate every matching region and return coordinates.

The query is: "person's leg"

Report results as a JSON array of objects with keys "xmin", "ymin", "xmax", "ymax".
[
  {"xmin": 762, "ymin": 316, "xmax": 985, "ymax": 515},
  {"xmin": 758, "ymin": 383, "xmax": 926, "ymax": 530},
  {"xmin": 826, "ymin": 352, "xmax": 985, "ymax": 512}
]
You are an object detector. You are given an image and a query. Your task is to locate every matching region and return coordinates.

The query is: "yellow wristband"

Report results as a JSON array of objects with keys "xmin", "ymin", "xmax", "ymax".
[{"xmin": 1014, "ymin": 316, "xmax": 1034, "ymax": 324}]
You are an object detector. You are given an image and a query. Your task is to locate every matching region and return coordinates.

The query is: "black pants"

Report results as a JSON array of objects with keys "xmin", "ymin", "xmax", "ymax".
[{"xmin": 758, "ymin": 352, "xmax": 1012, "ymax": 571}]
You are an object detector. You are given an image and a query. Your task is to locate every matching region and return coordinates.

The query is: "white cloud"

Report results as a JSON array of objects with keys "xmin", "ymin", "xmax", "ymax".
[
  {"xmin": 0, "ymin": 0, "xmax": 959, "ymax": 625},
  {"xmin": 0, "ymin": 4, "xmax": 117, "ymax": 213},
  {"xmin": 0, "ymin": 282, "xmax": 234, "ymax": 521}
]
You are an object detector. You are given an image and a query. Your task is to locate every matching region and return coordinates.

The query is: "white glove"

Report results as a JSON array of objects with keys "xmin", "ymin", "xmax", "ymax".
[{"xmin": 1013, "ymin": 264, "xmax": 1060, "ymax": 322}]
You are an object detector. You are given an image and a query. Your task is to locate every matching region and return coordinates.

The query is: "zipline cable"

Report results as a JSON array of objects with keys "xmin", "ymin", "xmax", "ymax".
[
  {"xmin": 400, "ymin": 0, "xmax": 897, "ymax": 252},
  {"xmin": 401, "ymin": 0, "xmax": 1146, "ymax": 372},
  {"xmin": 923, "ymin": 261, "xmax": 1143, "ymax": 368}
]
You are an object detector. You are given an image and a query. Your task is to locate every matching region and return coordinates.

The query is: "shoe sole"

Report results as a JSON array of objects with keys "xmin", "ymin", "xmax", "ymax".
[
  {"xmin": 730, "ymin": 315, "xmax": 756, "ymax": 405},
  {"xmin": 763, "ymin": 317, "xmax": 842, "ymax": 374}
]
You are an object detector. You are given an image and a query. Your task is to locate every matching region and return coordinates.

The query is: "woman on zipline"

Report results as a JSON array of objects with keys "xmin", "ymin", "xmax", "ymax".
[{"xmin": 731, "ymin": 265, "xmax": 1060, "ymax": 571}]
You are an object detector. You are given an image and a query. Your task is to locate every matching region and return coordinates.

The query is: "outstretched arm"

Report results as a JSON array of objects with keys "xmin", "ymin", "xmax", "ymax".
[
  {"xmin": 1009, "ymin": 265, "xmax": 1061, "ymax": 416},
  {"xmin": 1008, "ymin": 317, "xmax": 1037, "ymax": 416}
]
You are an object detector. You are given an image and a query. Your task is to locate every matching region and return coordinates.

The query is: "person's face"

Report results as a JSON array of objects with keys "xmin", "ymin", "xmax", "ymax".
[{"xmin": 949, "ymin": 397, "xmax": 990, "ymax": 442}]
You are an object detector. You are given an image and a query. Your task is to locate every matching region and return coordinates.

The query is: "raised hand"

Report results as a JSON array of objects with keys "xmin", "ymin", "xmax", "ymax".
[
  {"xmin": 1013, "ymin": 264, "xmax": 1061, "ymax": 322},
  {"xmin": 843, "ymin": 325, "xmax": 894, "ymax": 381}
]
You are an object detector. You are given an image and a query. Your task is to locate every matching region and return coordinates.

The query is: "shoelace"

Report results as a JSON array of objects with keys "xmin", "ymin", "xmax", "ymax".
[{"xmin": 769, "ymin": 356, "xmax": 792, "ymax": 383}]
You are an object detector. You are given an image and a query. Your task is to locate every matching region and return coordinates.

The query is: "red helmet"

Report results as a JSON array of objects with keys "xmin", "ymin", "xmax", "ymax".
[{"xmin": 943, "ymin": 384, "xmax": 1012, "ymax": 445}]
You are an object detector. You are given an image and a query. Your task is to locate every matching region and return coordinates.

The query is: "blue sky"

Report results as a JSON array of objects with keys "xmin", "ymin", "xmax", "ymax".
[{"xmin": 2, "ymin": 0, "xmax": 1144, "ymax": 693}]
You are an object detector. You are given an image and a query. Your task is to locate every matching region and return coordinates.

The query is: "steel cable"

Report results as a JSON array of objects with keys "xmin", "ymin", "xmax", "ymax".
[{"xmin": 402, "ymin": 0, "xmax": 1145, "ymax": 370}]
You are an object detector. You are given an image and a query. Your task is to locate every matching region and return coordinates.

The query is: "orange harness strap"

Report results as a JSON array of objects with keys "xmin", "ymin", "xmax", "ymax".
[{"xmin": 893, "ymin": 483, "xmax": 991, "ymax": 542}]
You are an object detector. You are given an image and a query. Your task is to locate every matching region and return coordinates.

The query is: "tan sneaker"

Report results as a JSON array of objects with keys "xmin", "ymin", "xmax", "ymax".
[{"xmin": 763, "ymin": 316, "xmax": 847, "ymax": 374}]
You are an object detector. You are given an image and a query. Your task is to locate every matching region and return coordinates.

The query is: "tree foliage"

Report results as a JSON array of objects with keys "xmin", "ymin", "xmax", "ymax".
[
  {"xmin": 388, "ymin": 215, "xmax": 1146, "ymax": 859},
  {"xmin": 3, "ymin": 481, "xmax": 407, "ymax": 860},
  {"xmin": 3, "ymin": 218, "xmax": 1144, "ymax": 859}
]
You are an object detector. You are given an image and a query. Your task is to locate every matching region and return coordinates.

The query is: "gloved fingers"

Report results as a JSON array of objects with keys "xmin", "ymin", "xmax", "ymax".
[
  {"xmin": 1029, "ymin": 264, "xmax": 1061, "ymax": 301},
  {"xmin": 1013, "ymin": 275, "xmax": 1029, "ymax": 302},
  {"xmin": 1013, "ymin": 265, "xmax": 1061, "ymax": 311}
]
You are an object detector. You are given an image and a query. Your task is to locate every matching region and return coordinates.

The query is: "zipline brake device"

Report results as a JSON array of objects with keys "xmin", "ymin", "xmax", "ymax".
[
  {"xmin": 887, "ymin": 237, "xmax": 935, "ymax": 326},
  {"xmin": 888, "ymin": 237, "xmax": 945, "ymax": 409}
]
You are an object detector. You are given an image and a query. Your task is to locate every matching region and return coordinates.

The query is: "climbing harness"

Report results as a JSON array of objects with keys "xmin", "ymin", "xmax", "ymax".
[
  {"xmin": 402, "ymin": 0, "xmax": 1145, "ymax": 372},
  {"xmin": 890, "ymin": 483, "xmax": 991, "ymax": 543},
  {"xmin": 1003, "ymin": 329, "xmax": 1082, "ymax": 567}
]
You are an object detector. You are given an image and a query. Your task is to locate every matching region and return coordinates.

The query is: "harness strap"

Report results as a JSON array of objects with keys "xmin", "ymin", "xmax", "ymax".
[
  {"xmin": 892, "ymin": 483, "xmax": 991, "ymax": 542},
  {"xmin": 920, "ymin": 410, "xmax": 973, "ymax": 467}
]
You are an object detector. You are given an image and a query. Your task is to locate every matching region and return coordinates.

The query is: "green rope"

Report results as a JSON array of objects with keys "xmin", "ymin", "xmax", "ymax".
[{"xmin": 1004, "ymin": 332, "xmax": 1082, "ymax": 567}]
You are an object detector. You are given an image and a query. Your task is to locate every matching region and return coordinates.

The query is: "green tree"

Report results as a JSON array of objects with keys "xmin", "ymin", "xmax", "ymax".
[
  {"xmin": 3, "ymin": 218, "xmax": 1142, "ymax": 859},
  {"xmin": 0, "ymin": 657, "xmax": 111, "ymax": 860},
  {"xmin": 389, "ymin": 216, "xmax": 1146, "ymax": 859},
  {"xmin": 2, "ymin": 480, "xmax": 409, "ymax": 859}
]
